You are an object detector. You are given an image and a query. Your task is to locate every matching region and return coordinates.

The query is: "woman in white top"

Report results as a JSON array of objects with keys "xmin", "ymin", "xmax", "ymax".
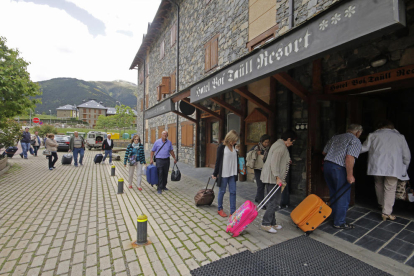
[{"xmin": 212, "ymin": 130, "xmax": 239, "ymax": 217}]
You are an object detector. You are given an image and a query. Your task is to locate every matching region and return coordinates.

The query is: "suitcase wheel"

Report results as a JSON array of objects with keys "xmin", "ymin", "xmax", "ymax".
[{"xmin": 305, "ymin": 231, "xmax": 312, "ymax": 237}]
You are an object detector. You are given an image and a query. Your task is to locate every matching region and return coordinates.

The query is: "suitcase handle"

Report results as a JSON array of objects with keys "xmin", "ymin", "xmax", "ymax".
[
  {"xmin": 328, "ymin": 182, "xmax": 354, "ymax": 207},
  {"xmin": 204, "ymin": 177, "xmax": 217, "ymax": 193},
  {"xmin": 257, "ymin": 183, "xmax": 283, "ymax": 211}
]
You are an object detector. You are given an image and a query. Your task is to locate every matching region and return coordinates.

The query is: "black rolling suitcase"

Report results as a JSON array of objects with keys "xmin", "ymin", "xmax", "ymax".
[
  {"xmin": 61, "ymin": 154, "xmax": 73, "ymax": 165},
  {"xmin": 94, "ymin": 154, "xmax": 103, "ymax": 164},
  {"xmin": 3, "ymin": 146, "xmax": 18, "ymax": 158}
]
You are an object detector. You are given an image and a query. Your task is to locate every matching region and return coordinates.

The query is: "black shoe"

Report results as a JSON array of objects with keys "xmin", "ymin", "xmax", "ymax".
[
  {"xmin": 262, "ymin": 206, "xmax": 267, "ymax": 210},
  {"xmin": 163, "ymin": 188, "xmax": 169, "ymax": 191},
  {"xmin": 20, "ymin": 154, "xmax": 23, "ymax": 158}
]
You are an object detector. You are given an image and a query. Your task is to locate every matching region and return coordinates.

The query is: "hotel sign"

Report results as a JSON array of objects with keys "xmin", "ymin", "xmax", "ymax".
[
  {"xmin": 190, "ymin": 0, "xmax": 406, "ymax": 103},
  {"xmin": 144, "ymin": 99, "xmax": 175, "ymax": 119}
]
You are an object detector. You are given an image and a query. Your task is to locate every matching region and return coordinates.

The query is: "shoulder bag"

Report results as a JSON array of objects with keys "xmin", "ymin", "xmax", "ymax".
[
  {"xmin": 153, "ymin": 141, "xmax": 167, "ymax": 163},
  {"xmin": 43, "ymin": 149, "xmax": 51, "ymax": 156},
  {"xmin": 128, "ymin": 145, "xmax": 137, "ymax": 166}
]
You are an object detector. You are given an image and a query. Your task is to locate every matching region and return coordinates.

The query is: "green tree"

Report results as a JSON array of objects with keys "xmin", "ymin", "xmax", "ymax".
[
  {"xmin": 0, "ymin": 37, "xmax": 42, "ymax": 128},
  {"xmin": 0, "ymin": 119, "xmax": 21, "ymax": 157},
  {"xmin": 113, "ymin": 104, "xmax": 134, "ymax": 129},
  {"xmin": 33, "ymin": 124, "xmax": 57, "ymax": 137},
  {"xmin": 95, "ymin": 115, "xmax": 115, "ymax": 131}
]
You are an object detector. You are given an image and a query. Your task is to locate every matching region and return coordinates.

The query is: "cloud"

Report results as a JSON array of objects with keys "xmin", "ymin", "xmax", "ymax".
[
  {"xmin": 116, "ymin": 30, "xmax": 133, "ymax": 37},
  {"xmin": 14, "ymin": 0, "xmax": 106, "ymax": 37}
]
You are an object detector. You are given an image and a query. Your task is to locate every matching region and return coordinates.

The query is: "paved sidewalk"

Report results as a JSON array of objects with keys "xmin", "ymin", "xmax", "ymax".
[{"xmin": 0, "ymin": 150, "xmax": 413, "ymax": 276}]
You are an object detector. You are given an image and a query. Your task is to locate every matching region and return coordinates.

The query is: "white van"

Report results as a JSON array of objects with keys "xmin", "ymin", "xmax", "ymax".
[{"xmin": 86, "ymin": 131, "xmax": 107, "ymax": 150}]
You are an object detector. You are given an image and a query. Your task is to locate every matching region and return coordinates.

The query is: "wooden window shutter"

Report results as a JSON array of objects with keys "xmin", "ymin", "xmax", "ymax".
[
  {"xmin": 171, "ymin": 23, "xmax": 176, "ymax": 47},
  {"xmin": 158, "ymin": 126, "xmax": 165, "ymax": 139},
  {"xmin": 187, "ymin": 124, "xmax": 194, "ymax": 147},
  {"xmin": 204, "ymin": 41, "xmax": 211, "ymax": 72},
  {"xmin": 181, "ymin": 125, "xmax": 187, "ymax": 146},
  {"xmin": 211, "ymin": 36, "xmax": 218, "ymax": 69},
  {"xmin": 145, "ymin": 129, "xmax": 148, "ymax": 143},
  {"xmin": 157, "ymin": 86, "xmax": 162, "ymax": 101},
  {"xmin": 151, "ymin": 128, "xmax": 156, "ymax": 143},
  {"xmin": 160, "ymin": 40, "xmax": 165, "ymax": 60},
  {"xmin": 170, "ymin": 71, "xmax": 176, "ymax": 93},
  {"xmin": 141, "ymin": 99, "xmax": 144, "ymax": 111},
  {"xmin": 161, "ymin": 77, "xmax": 171, "ymax": 94},
  {"xmin": 146, "ymin": 95, "xmax": 149, "ymax": 109}
]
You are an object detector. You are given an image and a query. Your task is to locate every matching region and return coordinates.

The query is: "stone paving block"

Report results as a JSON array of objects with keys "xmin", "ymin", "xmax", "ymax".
[
  {"xmin": 85, "ymin": 265, "xmax": 97, "ymax": 276},
  {"xmin": 15, "ymin": 239, "xmax": 29, "ymax": 250},
  {"xmin": 176, "ymin": 263, "xmax": 190, "ymax": 275},
  {"xmin": 176, "ymin": 232, "xmax": 189, "ymax": 241},
  {"xmin": 72, "ymin": 251, "xmax": 84, "ymax": 264},
  {"xmin": 19, "ymin": 252, "xmax": 33, "ymax": 264},
  {"xmin": 47, "ymin": 248, "xmax": 60, "ymax": 258},
  {"xmin": 205, "ymin": 229, "xmax": 218, "ymax": 237},
  {"xmin": 196, "ymin": 242, "xmax": 211, "ymax": 253},
  {"xmin": 109, "ymin": 238, "xmax": 120, "ymax": 248},
  {"xmin": 99, "ymin": 256, "xmax": 111, "ymax": 270},
  {"xmin": 120, "ymin": 231, "xmax": 130, "ymax": 241},
  {"xmin": 152, "ymin": 260, "xmax": 165, "ymax": 273},
  {"xmin": 26, "ymin": 267, "xmax": 41, "ymax": 276},
  {"xmin": 188, "ymin": 233, "xmax": 201, "ymax": 244},
  {"xmin": 128, "ymin": 261, "xmax": 142, "ymax": 276},
  {"xmin": 71, "ymin": 263, "xmax": 84, "ymax": 276},
  {"xmin": 181, "ymin": 226, "xmax": 193, "ymax": 235},
  {"xmin": 166, "ymin": 266, "xmax": 180, "ymax": 276},
  {"xmin": 25, "ymin": 242, "xmax": 39, "ymax": 253},
  {"xmin": 30, "ymin": 255, "xmax": 45, "ymax": 268},
  {"xmin": 31, "ymin": 234, "xmax": 43, "ymax": 243},
  {"xmin": 41, "ymin": 236, "xmax": 53, "ymax": 246},
  {"xmin": 125, "ymin": 249, "xmax": 137, "ymax": 262},
  {"xmin": 113, "ymin": 258, "xmax": 126, "ymax": 273},
  {"xmin": 148, "ymin": 252, "xmax": 159, "ymax": 263},
  {"xmin": 137, "ymin": 254, "xmax": 150, "ymax": 266},
  {"xmin": 87, "ymin": 243, "xmax": 97, "ymax": 254},
  {"xmin": 12, "ymin": 263, "xmax": 28, "ymax": 276},
  {"xmin": 177, "ymin": 248, "xmax": 191, "ymax": 260},
  {"xmin": 7, "ymin": 249, "xmax": 23, "ymax": 261},
  {"xmin": 43, "ymin": 257, "xmax": 58, "ymax": 271},
  {"xmin": 141, "ymin": 263, "xmax": 154, "ymax": 276},
  {"xmin": 0, "ymin": 260, "xmax": 16, "ymax": 273},
  {"xmin": 185, "ymin": 258, "xmax": 200, "ymax": 270},
  {"xmin": 86, "ymin": 254, "xmax": 97, "ymax": 267},
  {"xmin": 183, "ymin": 240, "xmax": 196, "ymax": 250},
  {"xmin": 228, "ymin": 238, "xmax": 244, "ymax": 249},
  {"xmin": 112, "ymin": 247, "xmax": 123, "ymax": 259},
  {"xmin": 170, "ymin": 238, "xmax": 183, "ymax": 249},
  {"xmin": 191, "ymin": 249, "xmax": 207, "ymax": 262},
  {"xmin": 210, "ymin": 244, "xmax": 226, "ymax": 256},
  {"xmin": 56, "ymin": 260, "xmax": 70, "ymax": 274},
  {"xmin": 135, "ymin": 247, "xmax": 146, "ymax": 256},
  {"xmin": 224, "ymin": 245, "xmax": 239, "ymax": 255},
  {"xmin": 62, "ymin": 240, "xmax": 74, "ymax": 250},
  {"xmin": 52, "ymin": 238, "xmax": 64, "ymax": 248},
  {"xmin": 35, "ymin": 245, "xmax": 49, "ymax": 256}
]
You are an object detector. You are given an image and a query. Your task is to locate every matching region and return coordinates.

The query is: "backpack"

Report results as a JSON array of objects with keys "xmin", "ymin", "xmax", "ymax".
[{"xmin": 246, "ymin": 149, "xmax": 257, "ymax": 169}]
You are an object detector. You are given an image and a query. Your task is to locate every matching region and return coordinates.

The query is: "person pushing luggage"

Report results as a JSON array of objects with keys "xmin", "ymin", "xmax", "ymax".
[{"xmin": 69, "ymin": 131, "xmax": 85, "ymax": 167}]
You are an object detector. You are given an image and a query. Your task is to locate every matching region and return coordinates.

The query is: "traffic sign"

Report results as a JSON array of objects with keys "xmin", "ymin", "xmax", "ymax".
[
  {"xmin": 39, "ymin": 121, "xmax": 43, "ymax": 125},
  {"xmin": 33, "ymin": 117, "xmax": 40, "ymax": 124}
]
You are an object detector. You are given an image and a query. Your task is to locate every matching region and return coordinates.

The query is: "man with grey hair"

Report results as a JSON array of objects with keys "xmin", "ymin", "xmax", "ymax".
[
  {"xmin": 322, "ymin": 124, "xmax": 363, "ymax": 230},
  {"xmin": 69, "ymin": 131, "xmax": 85, "ymax": 167}
]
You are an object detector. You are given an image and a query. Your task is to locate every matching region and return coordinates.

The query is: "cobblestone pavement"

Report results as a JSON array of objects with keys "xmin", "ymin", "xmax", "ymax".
[
  {"xmin": 0, "ymin": 149, "xmax": 302, "ymax": 276},
  {"xmin": 1, "ymin": 149, "xmax": 413, "ymax": 276}
]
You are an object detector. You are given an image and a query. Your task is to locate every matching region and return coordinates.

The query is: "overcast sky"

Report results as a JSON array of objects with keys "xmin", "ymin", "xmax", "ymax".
[{"xmin": 0, "ymin": 0, "xmax": 161, "ymax": 84}]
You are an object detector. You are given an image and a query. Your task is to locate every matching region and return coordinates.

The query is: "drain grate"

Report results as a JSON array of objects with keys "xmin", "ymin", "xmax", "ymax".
[{"xmin": 191, "ymin": 236, "xmax": 391, "ymax": 276}]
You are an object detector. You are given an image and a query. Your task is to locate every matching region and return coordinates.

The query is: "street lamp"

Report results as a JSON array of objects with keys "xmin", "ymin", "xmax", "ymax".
[{"xmin": 49, "ymin": 110, "xmax": 51, "ymax": 124}]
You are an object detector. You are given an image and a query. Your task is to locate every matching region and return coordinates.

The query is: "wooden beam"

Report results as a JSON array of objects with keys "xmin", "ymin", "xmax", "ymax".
[
  {"xmin": 239, "ymin": 96, "xmax": 248, "ymax": 182},
  {"xmin": 233, "ymin": 87, "xmax": 272, "ymax": 114},
  {"xmin": 172, "ymin": 90, "xmax": 190, "ymax": 103},
  {"xmin": 195, "ymin": 109, "xmax": 200, "ymax": 168},
  {"xmin": 182, "ymin": 98, "xmax": 222, "ymax": 120},
  {"xmin": 172, "ymin": 110, "xmax": 197, "ymax": 123},
  {"xmin": 273, "ymin": 72, "xmax": 309, "ymax": 102},
  {"xmin": 210, "ymin": 97, "xmax": 243, "ymax": 117},
  {"xmin": 312, "ymin": 59, "xmax": 323, "ymax": 94}
]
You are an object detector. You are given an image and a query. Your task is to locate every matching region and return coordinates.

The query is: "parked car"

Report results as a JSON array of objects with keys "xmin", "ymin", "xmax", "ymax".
[
  {"xmin": 55, "ymin": 135, "xmax": 70, "ymax": 151},
  {"xmin": 86, "ymin": 131, "xmax": 107, "ymax": 150}
]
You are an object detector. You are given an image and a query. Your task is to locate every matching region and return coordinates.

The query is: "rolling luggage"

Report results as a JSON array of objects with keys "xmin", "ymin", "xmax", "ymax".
[
  {"xmin": 290, "ymin": 182, "xmax": 353, "ymax": 235},
  {"xmin": 226, "ymin": 183, "xmax": 283, "ymax": 237},
  {"xmin": 194, "ymin": 177, "xmax": 216, "ymax": 206},
  {"xmin": 3, "ymin": 146, "xmax": 18, "ymax": 158},
  {"xmin": 61, "ymin": 154, "xmax": 73, "ymax": 165},
  {"xmin": 146, "ymin": 164, "xmax": 158, "ymax": 186},
  {"xmin": 94, "ymin": 154, "xmax": 103, "ymax": 164}
]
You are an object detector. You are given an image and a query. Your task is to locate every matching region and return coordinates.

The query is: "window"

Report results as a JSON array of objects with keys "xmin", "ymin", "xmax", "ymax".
[
  {"xmin": 161, "ymin": 77, "xmax": 171, "ymax": 95},
  {"xmin": 246, "ymin": 25, "xmax": 279, "ymax": 52},
  {"xmin": 181, "ymin": 122, "xmax": 194, "ymax": 147},
  {"xmin": 99, "ymin": 110, "xmax": 101, "ymax": 114},
  {"xmin": 151, "ymin": 128, "xmax": 156, "ymax": 143},
  {"xmin": 211, "ymin": 121, "xmax": 219, "ymax": 143},
  {"xmin": 168, "ymin": 123, "xmax": 177, "ymax": 145},
  {"xmin": 170, "ymin": 70, "xmax": 176, "ymax": 93},
  {"xmin": 205, "ymin": 34, "xmax": 219, "ymax": 72},
  {"xmin": 158, "ymin": 126, "xmax": 165, "ymax": 139},
  {"xmin": 171, "ymin": 22, "xmax": 176, "ymax": 47},
  {"xmin": 160, "ymin": 40, "xmax": 165, "ymax": 60}
]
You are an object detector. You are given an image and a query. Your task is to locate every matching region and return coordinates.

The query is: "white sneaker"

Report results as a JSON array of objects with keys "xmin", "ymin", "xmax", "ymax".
[
  {"xmin": 109, "ymin": 162, "xmax": 113, "ymax": 165},
  {"xmin": 272, "ymin": 225, "xmax": 283, "ymax": 230},
  {"xmin": 261, "ymin": 225, "xmax": 277, "ymax": 233}
]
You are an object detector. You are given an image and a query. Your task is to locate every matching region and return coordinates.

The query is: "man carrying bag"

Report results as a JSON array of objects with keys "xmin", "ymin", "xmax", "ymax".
[{"xmin": 150, "ymin": 130, "xmax": 177, "ymax": 195}]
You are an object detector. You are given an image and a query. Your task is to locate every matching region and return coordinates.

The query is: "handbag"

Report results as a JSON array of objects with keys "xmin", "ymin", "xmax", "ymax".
[
  {"xmin": 153, "ymin": 141, "xmax": 167, "ymax": 163},
  {"xmin": 43, "ymin": 149, "xmax": 51, "ymax": 156},
  {"xmin": 129, "ymin": 154, "xmax": 137, "ymax": 166},
  {"xmin": 238, "ymin": 156, "xmax": 246, "ymax": 175},
  {"xmin": 171, "ymin": 164, "xmax": 181, "ymax": 181},
  {"xmin": 395, "ymin": 180, "xmax": 407, "ymax": 200}
]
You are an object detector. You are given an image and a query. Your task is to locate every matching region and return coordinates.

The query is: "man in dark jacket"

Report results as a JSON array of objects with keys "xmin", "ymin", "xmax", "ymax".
[
  {"xmin": 102, "ymin": 134, "xmax": 114, "ymax": 165},
  {"xmin": 69, "ymin": 131, "xmax": 85, "ymax": 167},
  {"xmin": 19, "ymin": 128, "xmax": 33, "ymax": 159}
]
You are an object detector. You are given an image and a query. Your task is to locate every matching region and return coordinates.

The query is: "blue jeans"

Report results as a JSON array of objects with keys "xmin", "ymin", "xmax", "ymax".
[
  {"xmin": 323, "ymin": 161, "xmax": 351, "ymax": 226},
  {"xmin": 73, "ymin": 148, "xmax": 84, "ymax": 165},
  {"xmin": 103, "ymin": 150, "xmax": 112, "ymax": 163},
  {"xmin": 218, "ymin": 175, "xmax": 237, "ymax": 214},
  {"xmin": 21, "ymin": 143, "xmax": 31, "ymax": 158},
  {"xmin": 33, "ymin": 146, "xmax": 40, "ymax": 156}
]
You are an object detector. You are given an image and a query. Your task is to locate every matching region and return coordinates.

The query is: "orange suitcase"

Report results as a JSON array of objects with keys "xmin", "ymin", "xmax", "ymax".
[{"xmin": 290, "ymin": 194, "xmax": 332, "ymax": 234}]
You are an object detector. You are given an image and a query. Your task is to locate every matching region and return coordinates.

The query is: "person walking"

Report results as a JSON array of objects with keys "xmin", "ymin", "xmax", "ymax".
[
  {"xmin": 212, "ymin": 130, "xmax": 240, "ymax": 217},
  {"xmin": 150, "ymin": 131, "xmax": 177, "ymax": 195},
  {"xmin": 361, "ymin": 120, "xmax": 411, "ymax": 221},
  {"xmin": 260, "ymin": 130, "xmax": 297, "ymax": 233},
  {"xmin": 19, "ymin": 127, "xmax": 33, "ymax": 159},
  {"xmin": 124, "ymin": 135, "xmax": 146, "ymax": 191},
  {"xmin": 32, "ymin": 131, "xmax": 41, "ymax": 157},
  {"xmin": 69, "ymin": 131, "xmax": 85, "ymax": 167},
  {"xmin": 323, "ymin": 124, "xmax": 363, "ymax": 230},
  {"xmin": 46, "ymin": 134, "xmax": 58, "ymax": 170},
  {"xmin": 247, "ymin": 134, "xmax": 271, "ymax": 209},
  {"xmin": 102, "ymin": 134, "xmax": 114, "ymax": 165}
]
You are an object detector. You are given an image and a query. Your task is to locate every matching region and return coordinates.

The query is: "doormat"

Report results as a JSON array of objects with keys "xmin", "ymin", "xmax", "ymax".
[{"xmin": 190, "ymin": 236, "xmax": 390, "ymax": 276}]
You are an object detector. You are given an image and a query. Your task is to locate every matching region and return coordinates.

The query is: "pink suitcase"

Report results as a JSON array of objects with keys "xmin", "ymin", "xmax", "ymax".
[{"xmin": 226, "ymin": 183, "xmax": 282, "ymax": 237}]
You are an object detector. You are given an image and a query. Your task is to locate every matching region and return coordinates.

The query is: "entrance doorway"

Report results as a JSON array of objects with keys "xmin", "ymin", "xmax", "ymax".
[{"xmin": 205, "ymin": 118, "xmax": 220, "ymax": 168}]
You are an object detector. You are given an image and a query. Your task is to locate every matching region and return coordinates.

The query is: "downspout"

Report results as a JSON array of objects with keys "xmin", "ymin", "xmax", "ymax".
[
  {"xmin": 289, "ymin": 0, "xmax": 294, "ymax": 29},
  {"xmin": 143, "ymin": 60, "xmax": 146, "ymax": 144},
  {"xmin": 168, "ymin": 0, "xmax": 180, "ymax": 162}
]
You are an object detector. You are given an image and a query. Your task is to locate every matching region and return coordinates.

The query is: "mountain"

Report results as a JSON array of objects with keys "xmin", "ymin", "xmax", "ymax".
[{"xmin": 34, "ymin": 78, "xmax": 137, "ymax": 114}]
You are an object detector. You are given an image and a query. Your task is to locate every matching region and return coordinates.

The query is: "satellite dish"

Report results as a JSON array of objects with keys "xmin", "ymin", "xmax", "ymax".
[{"xmin": 179, "ymin": 100, "xmax": 195, "ymax": 116}]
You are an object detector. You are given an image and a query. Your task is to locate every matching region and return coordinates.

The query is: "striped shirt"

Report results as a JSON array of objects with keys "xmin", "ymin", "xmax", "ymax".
[{"xmin": 323, "ymin": 133, "xmax": 362, "ymax": 167}]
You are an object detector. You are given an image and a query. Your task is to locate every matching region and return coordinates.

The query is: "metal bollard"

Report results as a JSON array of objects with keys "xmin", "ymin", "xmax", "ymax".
[
  {"xmin": 118, "ymin": 178, "xmax": 124, "ymax": 194},
  {"xmin": 111, "ymin": 165, "xmax": 116, "ymax": 176},
  {"xmin": 136, "ymin": 214, "xmax": 148, "ymax": 245}
]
